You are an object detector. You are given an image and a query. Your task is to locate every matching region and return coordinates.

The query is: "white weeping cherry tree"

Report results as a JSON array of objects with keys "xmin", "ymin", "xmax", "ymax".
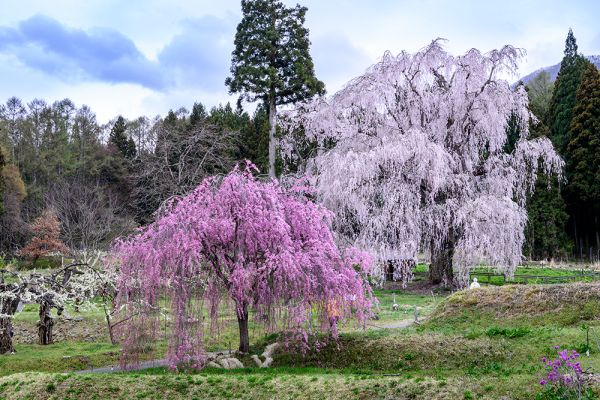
[{"xmin": 282, "ymin": 40, "xmax": 563, "ymax": 287}]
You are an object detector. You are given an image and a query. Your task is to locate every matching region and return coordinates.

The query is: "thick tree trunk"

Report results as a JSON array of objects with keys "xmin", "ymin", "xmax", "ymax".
[
  {"xmin": 268, "ymin": 96, "xmax": 277, "ymax": 180},
  {"xmin": 429, "ymin": 236, "xmax": 455, "ymax": 286},
  {"xmin": 0, "ymin": 317, "xmax": 15, "ymax": 354},
  {"xmin": 236, "ymin": 302, "xmax": 250, "ymax": 354},
  {"xmin": 0, "ymin": 284, "xmax": 19, "ymax": 354},
  {"xmin": 38, "ymin": 301, "xmax": 54, "ymax": 345}
]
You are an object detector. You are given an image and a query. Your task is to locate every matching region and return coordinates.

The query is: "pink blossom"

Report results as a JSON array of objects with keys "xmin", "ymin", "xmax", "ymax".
[{"xmin": 113, "ymin": 163, "xmax": 374, "ymax": 368}]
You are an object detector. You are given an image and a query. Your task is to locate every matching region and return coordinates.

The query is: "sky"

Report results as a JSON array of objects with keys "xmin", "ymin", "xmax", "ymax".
[{"xmin": 0, "ymin": 0, "xmax": 599, "ymax": 123}]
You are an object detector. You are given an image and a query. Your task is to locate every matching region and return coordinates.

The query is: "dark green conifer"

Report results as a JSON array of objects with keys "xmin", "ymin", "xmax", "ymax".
[{"xmin": 226, "ymin": 0, "xmax": 325, "ymax": 178}]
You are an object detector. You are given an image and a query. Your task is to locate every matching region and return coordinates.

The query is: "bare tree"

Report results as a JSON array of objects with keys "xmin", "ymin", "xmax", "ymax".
[
  {"xmin": 77, "ymin": 251, "xmax": 119, "ymax": 344},
  {"xmin": 131, "ymin": 120, "xmax": 238, "ymax": 221},
  {"xmin": 45, "ymin": 181, "xmax": 135, "ymax": 250},
  {"xmin": 127, "ymin": 116, "xmax": 156, "ymax": 156}
]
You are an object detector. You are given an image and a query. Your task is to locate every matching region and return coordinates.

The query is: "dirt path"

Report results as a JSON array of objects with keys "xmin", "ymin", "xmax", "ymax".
[
  {"xmin": 74, "ymin": 350, "xmax": 229, "ymax": 374},
  {"xmin": 375, "ymin": 319, "xmax": 415, "ymax": 329},
  {"xmin": 369, "ymin": 317, "xmax": 426, "ymax": 329}
]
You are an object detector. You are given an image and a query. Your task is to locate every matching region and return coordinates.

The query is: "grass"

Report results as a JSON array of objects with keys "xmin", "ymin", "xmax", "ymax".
[
  {"xmin": 267, "ymin": 283, "xmax": 600, "ymax": 398},
  {"xmin": 0, "ymin": 370, "xmax": 542, "ymax": 400},
  {"xmin": 414, "ymin": 263, "xmax": 600, "ymax": 285},
  {"xmin": 3, "ymin": 281, "xmax": 600, "ymax": 399},
  {"xmin": 2, "ymin": 290, "xmax": 439, "ymax": 377},
  {"xmin": 369, "ymin": 289, "xmax": 442, "ymax": 325},
  {"xmin": 471, "ymin": 265, "xmax": 600, "ymax": 285},
  {"xmin": 0, "ymin": 342, "xmax": 123, "ymax": 376}
]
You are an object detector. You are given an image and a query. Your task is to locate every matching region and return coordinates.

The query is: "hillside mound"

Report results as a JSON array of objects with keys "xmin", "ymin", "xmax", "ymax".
[{"xmin": 428, "ymin": 283, "xmax": 600, "ymax": 325}]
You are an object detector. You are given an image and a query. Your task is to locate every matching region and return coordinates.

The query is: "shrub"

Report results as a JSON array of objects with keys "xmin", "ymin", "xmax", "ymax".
[
  {"xmin": 485, "ymin": 326, "xmax": 531, "ymax": 338},
  {"xmin": 536, "ymin": 347, "xmax": 597, "ymax": 400}
]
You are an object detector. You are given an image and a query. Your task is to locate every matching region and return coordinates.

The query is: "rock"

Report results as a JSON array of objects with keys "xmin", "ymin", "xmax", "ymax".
[
  {"xmin": 251, "ymin": 342, "xmax": 279, "ymax": 368},
  {"xmin": 261, "ymin": 357, "xmax": 273, "ymax": 368},
  {"xmin": 217, "ymin": 357, "xmax": 244, "ymax": 369},
  {"xmin": 206, "ymin": 361, "xmax": 221, "ymax": 369},
  {"xmin": 251, "ymin": 355, "xmax": 262, "ymax": 367},
  {"xmin": 262, "ymin": 342, "xmax": 279, "ymax": 359}
]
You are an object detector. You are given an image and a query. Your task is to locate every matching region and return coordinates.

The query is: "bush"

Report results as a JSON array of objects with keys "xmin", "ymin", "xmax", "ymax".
[
  {"xmin": 537, "ymin": 347, "xmax": 597, "ymax": 400},
  {"xmin": 485, "ymin": 326, "xmax": 531, "ymax": 338}
]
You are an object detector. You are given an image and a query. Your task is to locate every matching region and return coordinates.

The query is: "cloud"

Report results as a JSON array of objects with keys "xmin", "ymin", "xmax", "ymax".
[
  {"xmin": 0, "ymin": 15, "xmax": 168, "ymax": 90},
  {"xmin": 158, "ymin": 16, "xmax": 234, "ymax": 91},
  {"xmin": 0, "ymin": 14, "xmax": 237, "ymax": 92},
  {"xmin": 311, "ymin": 34, "xmax": 372, "ymax": 93},
  {"xmin": 0, "ymin": 14, "xmax": 376, "ymax": 97}
]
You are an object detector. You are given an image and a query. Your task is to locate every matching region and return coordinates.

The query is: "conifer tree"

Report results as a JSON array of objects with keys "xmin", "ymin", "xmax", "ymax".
[
  {"xmin": 524, "ymin": 122, "xmax": 571, "ymax": 260},
  {"xmin": 566, "ymin": 63, "xmax": 600, "ymax": 252},
  {"xmin": 189, "ymin": 102, "xmax": 207, "ymax": 128},
  {"xmin": 546, "ymin": 29, "xmax": 590, "ymax": 154},
  {"xmin": 226, "ymin": 0, "xmax": 325, "ymax": 178},
  {"xmin": 522, "ymin": 74, "xmax": 571, "ymax": 260},
  {"xmin": 109, "ymin": 116, "xmax": 136, "ymax": 159}
]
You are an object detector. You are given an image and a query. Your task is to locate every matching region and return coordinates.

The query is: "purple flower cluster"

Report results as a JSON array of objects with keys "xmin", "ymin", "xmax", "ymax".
[{"xmin": 540, "ymin": 346, "xmax": 585, "ymax": 391}]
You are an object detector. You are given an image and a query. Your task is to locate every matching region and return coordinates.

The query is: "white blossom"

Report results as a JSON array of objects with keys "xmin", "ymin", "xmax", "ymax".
[{"xmin": 283, "ymin": 40, "xmax": 562, "ymax": 286}]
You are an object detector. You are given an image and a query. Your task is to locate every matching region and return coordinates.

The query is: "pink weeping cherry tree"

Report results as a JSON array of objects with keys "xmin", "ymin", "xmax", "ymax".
[
  {"xmin": 282, "ymin": 40, "xmax": 563, "ymax": 287},
  {"xmin": 112, "ymin": 162, "xmax": 373, "ymax": 368}
]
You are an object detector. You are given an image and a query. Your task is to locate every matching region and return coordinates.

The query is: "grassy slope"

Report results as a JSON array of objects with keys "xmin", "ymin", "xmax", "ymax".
[
  {"xmin": 3, "ymin": 284, "xmax": 600, "ymax": 399},
  {"xmin": 263, "ymin": 284, "xmax": 600, "ymax": 399},
  {"xmin": 0, "ymin": 369, "xmax": 536, "ymax": 400}
]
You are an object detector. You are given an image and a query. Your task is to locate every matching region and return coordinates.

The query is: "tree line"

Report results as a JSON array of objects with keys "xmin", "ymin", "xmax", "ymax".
[
  {"xmin": 0, "ymin": 99, "xmax": 271, "ymax": 256},
  {"xmin": 0, "ymin": 1, "xmax": 598, "ymax": 267},
  {"xmin": 524, "ymin": 29, "xmax": 600, "ymax": 262}
]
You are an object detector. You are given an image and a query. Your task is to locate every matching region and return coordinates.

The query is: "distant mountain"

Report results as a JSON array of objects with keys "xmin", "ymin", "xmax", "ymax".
[{"xmin": 519, "ymin": 55, "xmax": 600, "ymax": 85}]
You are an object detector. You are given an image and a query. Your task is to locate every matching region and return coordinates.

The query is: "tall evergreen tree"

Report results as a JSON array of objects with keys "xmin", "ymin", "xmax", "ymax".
[
  {"xmin": 566, "ymin": 63, "xmax": 600, "ymax": 253},
  {"xmin": 242, "ymin": 104, "xmax": 270, "ymax": 174},
  {"xmin": 226, "ymin": 0, "xmax": 325, "ymax": 178},
  {"xmin": 546, "ymin": 29, "xmax": 590, "ymax": 154},
  {"xmin": 522, "ymin": 76, "xmax": 571, "ymax": 260},
  {"xmin": 109, "ymin": 116, "xmax": 136, "ymax": 159},
  {"xmin": 189, "ymin": 102, "xmax": 207, "ymax": 128},
  {"xmin": 524, "ymin": 122, "xmax": 571, "ymax": 260}
]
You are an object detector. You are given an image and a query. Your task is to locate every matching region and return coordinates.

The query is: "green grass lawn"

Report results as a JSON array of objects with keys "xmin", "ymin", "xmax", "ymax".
[
  {"xmin": 3, "ymin": 282, "xmax": 600, "ymax": 399},
  {"xmin": 413, "ymin": 262, "xmax": 600, "ymax": 285},
  {"xmin": 369, "ymin": 289, "xmax": 442, "ymax": 326},
  {"xmin": 3, "ymin": 290, "xmax": 439, "ymax": 376}
]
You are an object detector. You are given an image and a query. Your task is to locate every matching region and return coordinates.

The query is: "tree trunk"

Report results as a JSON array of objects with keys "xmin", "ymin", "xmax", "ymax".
[
  {"xmin": 38, "ymin": 301, "xmax": 54, "ymax": 345},
  {"xmin": 236, "ymin": 302, "xmax": 250, "ymax": 354},
  {"xmin": 0, "ymin": 284, "xmax": 19, "ymax": 354},
  {"xmin": 104, "ymin": 305, "xmax": 117, "ymax": 345},
  {"xmin": 429, "ymin": 236, "xmax": 455, "ymax": 286},
  {"xmin": 0, "ymin": 317, "xmax": 15, "ymax": 354},
  {"xmin": 268, "ymin": 95, "xmax": 277, "ymax": 180}
]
